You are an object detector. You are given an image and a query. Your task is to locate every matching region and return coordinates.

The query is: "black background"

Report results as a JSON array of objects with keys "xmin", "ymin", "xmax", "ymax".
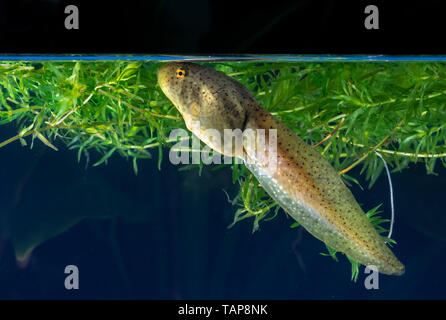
[{"xmin": 0, "ymin": 0, "xmax": 444, "ymax": 54}]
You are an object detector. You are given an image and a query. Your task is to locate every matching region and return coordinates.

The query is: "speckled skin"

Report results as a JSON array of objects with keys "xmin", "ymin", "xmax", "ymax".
[{"xmin": 158, "ymin": 62, "xmax": 404, "ymax": 275}]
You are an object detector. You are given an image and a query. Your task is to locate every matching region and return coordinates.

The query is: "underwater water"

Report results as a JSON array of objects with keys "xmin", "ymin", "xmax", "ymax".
[{"xmin": 0, "ymin": 55, "xmax": 446, "ymax": 299}]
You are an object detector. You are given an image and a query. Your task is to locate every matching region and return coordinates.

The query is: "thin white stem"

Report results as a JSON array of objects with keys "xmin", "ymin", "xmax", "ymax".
[{"xmin": 375, "ymin": 152, "xmax": 394, "ymax": 241}]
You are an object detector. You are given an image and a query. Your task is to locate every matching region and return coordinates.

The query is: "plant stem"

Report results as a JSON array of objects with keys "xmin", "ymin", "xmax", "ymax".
[{"xmin": 337, "ymin": 119, "xmax": 404, "ymax": 175}]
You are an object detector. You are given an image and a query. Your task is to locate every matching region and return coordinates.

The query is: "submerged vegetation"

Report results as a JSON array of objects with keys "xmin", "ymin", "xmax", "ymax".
[{"xmin": 1, "ymin": 60, "xmax": 446, "ymax": 278}]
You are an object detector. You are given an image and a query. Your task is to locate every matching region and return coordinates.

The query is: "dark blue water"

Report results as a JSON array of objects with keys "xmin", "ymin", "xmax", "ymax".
[
  {"xmin": 1, "ymin": 55, "xmax": 446, "ymax": 299},
  {"xmin": 0, "ymin": 119, "xmax": 445, "ymax": 300}
]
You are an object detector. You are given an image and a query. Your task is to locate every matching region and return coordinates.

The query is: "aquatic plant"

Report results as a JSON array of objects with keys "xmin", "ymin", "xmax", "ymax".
[{"xmin": 1, "ymin": 60, "xmax": 445, "ymax": 278}]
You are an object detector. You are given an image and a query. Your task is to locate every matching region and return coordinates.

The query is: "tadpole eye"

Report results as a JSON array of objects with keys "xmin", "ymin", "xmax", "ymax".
[{"xmin": 176, "ymin": 68, "xmax": 187, "ymax": 79}]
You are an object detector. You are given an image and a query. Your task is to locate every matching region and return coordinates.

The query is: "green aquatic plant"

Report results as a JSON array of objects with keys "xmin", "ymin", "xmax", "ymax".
[{"xmin": 1, "ymin": 60, "xmax": 446, "ymax": 278}]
